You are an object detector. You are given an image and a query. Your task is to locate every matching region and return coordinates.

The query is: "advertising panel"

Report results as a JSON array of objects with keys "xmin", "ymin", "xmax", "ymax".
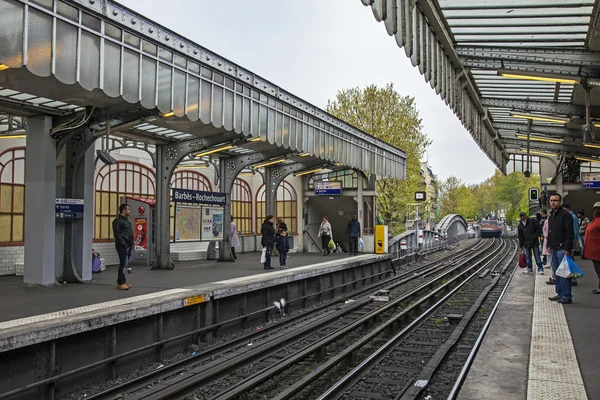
[
  {"xmin": 202, "ymin": 207, "xmax": 224, "ymax": 241},
  {"xmin": 134, "ymin": 218, "xmax": 148, "ymax": 250}
]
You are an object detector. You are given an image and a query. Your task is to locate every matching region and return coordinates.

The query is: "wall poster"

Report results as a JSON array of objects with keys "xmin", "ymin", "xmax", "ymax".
[
  {"xmin": 134, "ymin": 218, "xmax": 148, "ymax": 250},
  {"xmin": 202, "ymin": 207, "xmax": 224, "ymax": 241}
]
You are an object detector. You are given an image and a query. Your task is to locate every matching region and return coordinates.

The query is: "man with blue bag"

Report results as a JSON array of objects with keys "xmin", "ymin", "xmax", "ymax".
[{"xmin": 547, "ymin": 194, "xmax": 576, "ymax": 304}]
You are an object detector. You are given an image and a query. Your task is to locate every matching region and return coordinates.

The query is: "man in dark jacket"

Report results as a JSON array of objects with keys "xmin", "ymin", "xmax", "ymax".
[
  {"xmin": 518, "ymin": 212, "xmax": 543, "ymax": 274},
  {"xmin": 547, "ymin": 194, "xmax": 575, "ymax": 304},
  {"xmin": 261, "ymin": 215, "xmax": 276, "ymax": 270},
  {"xmin": 112, "ymin": 204, "xmax": 134, "ymax": 290},
  {"xmin": 346, "ymin": 215, "xmax": 361, "ymax": 256}
]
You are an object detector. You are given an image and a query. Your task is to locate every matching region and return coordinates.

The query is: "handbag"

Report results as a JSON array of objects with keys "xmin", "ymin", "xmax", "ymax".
[
  {"xmin": 556, "ymin": 256, "xmax": 571, "ymax": 278},
  {"xmin": 260, "ymin": 247, "xmax": 267, "ymax": 264},
  {"xmin": 518, "ymin": 253, "xmax": 527, "ymax": 268}
]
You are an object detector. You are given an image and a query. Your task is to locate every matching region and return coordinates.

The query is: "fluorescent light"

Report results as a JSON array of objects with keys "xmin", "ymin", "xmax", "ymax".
[
  {"xmin": 0, "ymin": 135, "xmax": 26, "ymax": 139},
  {"xmin": 195, "ymin": 145, "xmax": 233, "ymax": 157},
  {"xmin": 576, "ymin": 156, "xmax": 600, "ymax": 163},
  {"xmin": 516, "ymin": 135, "xmax": 563, "ymax": 144},
  {"xmin": 334, "ymin": 163, "xmax": 344, "ymax": 166},
  {"xmin": 594, "ymin": 123, "xmax": 600, "ymax": 128},
  {"xmin": 511, "ymin": 112, "xmax": 569, "ymax": 124},
  {"xmin": 238, "ymin": 173, "xmax": 255, "ymax": 177},
  {"xmin": 584, "ymin": 143, "xmax": 600, "ymax": 149},
  {"xmin": 161, "ymin": 112, "xmax": 175, "ymax": 118},
  {"xmin": 252, "ymin": 158, "xmax": 286, "ymax": 168},
  {"xmin": 294, "ymin": 167, "xmax": 323, "ymax": 177},
  {"xmin": 498, "ymin": 72, "xmax": 580, "ymax": 85},
  {"xmin": 519, "ymin": 149, "xmax": 558, "ymax": 157},
  {"xmin": 177, "ymin": 164, "xmax": 208, "ymax": 169},
  {"xmin": 0, "ymin": 64, "xmax": 9, "ymax": 71},
  {"xmin": 249, "ymin": 137, "xmax": 261, "ymax": 142},
  {"xmin": 299, "ymin": 153, "xmax": 310, "ymax": 157}
]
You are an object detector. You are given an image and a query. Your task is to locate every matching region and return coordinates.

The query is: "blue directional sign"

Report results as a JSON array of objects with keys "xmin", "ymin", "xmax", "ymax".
[
  {"xmin": 582, "ymin": 173, "xmax": 600, "ymax": 189},
  {"xmin": 315, "ymin": 181, "xmax": 343, "ymax": 196},
  {"xmin": 55, "ymin": 198, "xmax": 84, "ymax": 219}
]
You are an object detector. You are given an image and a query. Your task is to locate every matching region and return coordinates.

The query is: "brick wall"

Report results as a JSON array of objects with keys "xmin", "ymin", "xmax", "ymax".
[{"xmin": 0, "ymin": 246, "xmax": 24, "ymax": 276}]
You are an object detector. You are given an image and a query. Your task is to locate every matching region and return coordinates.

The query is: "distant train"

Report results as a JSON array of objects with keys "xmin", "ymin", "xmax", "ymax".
[{"xmin": 479, "ymin": 219, "xmax": 504, "ymax": 238}]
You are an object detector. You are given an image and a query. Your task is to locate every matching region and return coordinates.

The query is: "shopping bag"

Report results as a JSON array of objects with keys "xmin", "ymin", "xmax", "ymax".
[
  {"xmin": 328, "ymin": 239, "xmax": 335, "ymax": 249},
  {"xmin": 260, "ymin": 247, "xmax": 267, "ymax": 264},
  {"xmin": 566, "ymin": 256, "xmax": 584, "ymax": 279},
  {"xmin": 555, "ymin": 256, "xmax": 571, "ymax": 278},
  {"xmin": 518, "ymin": 253, "xmax": 527, "ymax": 268},
  {"xmin": 359, "ymin": 238, "xmax": 364, "ymax": 248}
]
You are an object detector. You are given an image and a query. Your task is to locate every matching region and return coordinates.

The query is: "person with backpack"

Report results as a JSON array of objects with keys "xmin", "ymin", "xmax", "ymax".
[
  {"xmin": 276, "ymin": 230, "xmax": 290, "ymax": 268},
  {"xmin": 517, "ymin": 211, "xmax": 543, "ymax": 274}
]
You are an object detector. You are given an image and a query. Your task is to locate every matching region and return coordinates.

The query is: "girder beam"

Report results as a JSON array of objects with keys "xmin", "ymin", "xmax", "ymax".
[
  {"xmin": 457, "ymin": 46, "xmax": 600, "ymax": 68},
  {"xmin": 493, "ymin": 122, "xmax": 579, "ymax": 138},
  {"xmin": 481, "ymin": 98, "xmax": 599, "ymax": 117}
]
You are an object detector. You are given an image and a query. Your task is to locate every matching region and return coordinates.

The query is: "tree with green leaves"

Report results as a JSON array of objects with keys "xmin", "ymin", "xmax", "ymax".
[
  {"xmin": 438, "ymin": 176, "xmax": 463, "ymax": 218},
  {"xmin": 326, "ymin": 83, "xmax": 431, "ymax": 235}
]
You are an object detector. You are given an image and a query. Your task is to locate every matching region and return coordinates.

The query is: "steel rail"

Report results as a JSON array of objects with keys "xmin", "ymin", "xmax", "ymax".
[
  {"xmin": 446, "ymin": 250, "xmax": 520, "ymax": 400},
  {"xmin": 203, "ymin": 241, "xmax": 500, "ymax": 400},
  {"xmin": 314, "ymin": 240, "xmax": 511, "ymax": 400},
  {"xmin": 52, "ymin": 242, "xmax": 483, "ymax": 400}
]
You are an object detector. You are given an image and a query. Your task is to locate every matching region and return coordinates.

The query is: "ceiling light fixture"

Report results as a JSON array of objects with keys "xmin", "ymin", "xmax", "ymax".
[
  {"xmin": 516, "ymin": 135, "xmax": 563, "ymax": 144},
  {"xmin": 238, "ymin": 172, "xmax": 255, "ymax": 177},
  {"xmin": 0, "ymin": 64, "xmax": 9, "ymax": 71},
  {"xmin": 584, "ymin": 143, "xmax": 600, "ymax": 149},
  {"xmin": 498, "ymin": 70, "xmax": 580, "ymax": 85},
  {"xmin": 511, "ymin": 112, "xmax": 569, "ymax": 124},
  {"xmin": 252, "ymin": 158, "xmax": 286, "ymax": 169},
  {"xmin": 177, "ymin": 164, "xmax": 209, "ymax": 169},
  {"xmin": 195, "ymin": 145, "xmax": 233, "ymax": 157},
  {"xmin": 294, "ymin": 167, "xmax": 323, "ymax": 177},
  {"xmin": 249, "ymin": 137, "xmax": 261, "ymax": 142},
  {"xmin": 519, "ymin": 149, "xmax": 558, "ymax": 157},
  {"xmin": 299, "ymin": 153, "xmax": 310, "ymax": 157},
  {"xmin": 161, "ymin": 112, "xmax": 175, "ymax": 118},
  {"xmin": 576, "ymin": 156, "xmax": 600, "ymax": 163}
]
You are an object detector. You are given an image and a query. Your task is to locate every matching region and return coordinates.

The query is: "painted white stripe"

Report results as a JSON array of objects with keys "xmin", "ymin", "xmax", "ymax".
[
  {"xmin": 0, "ymin": 288, "xmax": 192, "ymax": 330},
  {"xmin": 527, "ymin": 275, "xmax": 588, "ymax": 400}
]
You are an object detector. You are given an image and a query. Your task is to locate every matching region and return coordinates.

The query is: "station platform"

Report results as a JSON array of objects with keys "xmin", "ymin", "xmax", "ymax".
[
  {"xmin": 0, "ymin": 252, "xmax": 349, "ymax": 324},
  {"xmin": 458, "ymin": 257, "xmax": 598, "ymax": 400}
]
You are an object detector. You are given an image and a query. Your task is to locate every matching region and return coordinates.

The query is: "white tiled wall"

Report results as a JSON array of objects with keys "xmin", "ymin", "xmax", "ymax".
[{"xmin": 0, "ymin": 246, "xmax": 24, "ymax": 276}]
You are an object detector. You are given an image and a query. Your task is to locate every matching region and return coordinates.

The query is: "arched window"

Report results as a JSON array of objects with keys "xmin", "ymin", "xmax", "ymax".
[
  {"xmin": 0, "ymin": 147, "xmax": 26, "ymax": 244},
  {"xmin": 95, "ymin": 161, "xmax": 156, "ymax": 240},
  {"xmin": 232, "ymin": 178, "xmax": 252, "ymax": 234},
  {"xmin": 170, "ymin": 169, "xmax": 213, "ymax": 240},
  {"xmin": 256, "ymin": 180, "xmax": 298, "ymax": 234}
]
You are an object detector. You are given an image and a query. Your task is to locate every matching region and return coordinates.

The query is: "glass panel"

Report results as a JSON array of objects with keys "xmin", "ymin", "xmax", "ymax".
[
  {"xmin": 12, "ymin": 215, "xmax": 23, "ymax": 242},
  {"xmin": 0, "ymin": 215, "xmax": 10, "ymax": 242},
  {"xmin": 13, "ymin": 186, "xmax": 24, "ymax": 213},
  {"xmin": 0, "ymin": 185, "xmax": 12, "ymax": 213}
]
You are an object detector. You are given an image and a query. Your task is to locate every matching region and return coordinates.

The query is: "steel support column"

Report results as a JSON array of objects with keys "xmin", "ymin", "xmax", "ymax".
[
  {"xmin": 24, "ymin": 116, "xmax": 56, "ymax": 286},
  {"xmin": 264, "ymin": 168, "xmax": 277, "ymax": 218},
  {"xmin": 61, "ymin": 129, "xmax": 96, "ymax": 282}
]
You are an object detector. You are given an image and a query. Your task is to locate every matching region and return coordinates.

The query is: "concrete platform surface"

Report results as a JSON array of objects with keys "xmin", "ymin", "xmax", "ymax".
[
  {"xmin": 459, "ymin": 258, "xmax": 598, "ymax": 400},
  {"xmin": 0, "ymin": 251, "xmax": 350, "ymax": 323}
]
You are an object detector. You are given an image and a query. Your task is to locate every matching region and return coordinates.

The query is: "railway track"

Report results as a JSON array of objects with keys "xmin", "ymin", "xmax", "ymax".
[{"xmin": 75, "ymin": 238, "xmax": 512, "ymax": 400}]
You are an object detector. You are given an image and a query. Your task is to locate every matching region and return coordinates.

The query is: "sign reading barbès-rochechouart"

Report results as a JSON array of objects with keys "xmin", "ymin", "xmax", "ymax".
[{"xmin": 171, "ymin": 188, "xmax": 227, "ymax": 206}]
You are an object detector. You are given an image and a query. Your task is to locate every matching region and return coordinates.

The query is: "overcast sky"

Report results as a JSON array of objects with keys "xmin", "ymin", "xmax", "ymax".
[{"xmin": 120, "ymin": 0, "xmax": 498, "ymax": 184}]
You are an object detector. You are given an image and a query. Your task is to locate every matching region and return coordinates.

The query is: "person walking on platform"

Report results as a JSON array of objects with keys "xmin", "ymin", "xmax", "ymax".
[
  {"xmin": 577, "ymin": 210, "xmax": 589, "ymax": 259},
  {"xmin": 318, "ymin": 216, "xmax": 333, "ymax": 256},
  {"xmin": 517, "ymin": 212, "xmax": 544, "ymax": 274},
  {"xmin": 276, "ymin": 230, "xmax": 290, "ymax": 268},
  {"xmin": 547, "ymin": 194, "xmax": 575, "ymax": 304},
  {"xmin": 261, "ymin": 215, "xmax": 276, "ymax": 270},
  {"xmin": 230, "ymin": 216, "xmax": 240, "ymax": 261},
  {"xmin": 583, "ymin": 202, "xmax": 600, "ymax": 294},
  {"xmin": 346, "ymin": 215, "xmax": 361, "ymax": 256},
  {"xmin": 112, "ymin": 204, "xmax": 134, "ymax": 290}
]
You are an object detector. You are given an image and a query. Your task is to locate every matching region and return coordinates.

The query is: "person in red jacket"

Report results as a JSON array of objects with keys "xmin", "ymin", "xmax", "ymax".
[{"xmin": 583, "ymin": 202, "xmax": 600, "ymax": 294}]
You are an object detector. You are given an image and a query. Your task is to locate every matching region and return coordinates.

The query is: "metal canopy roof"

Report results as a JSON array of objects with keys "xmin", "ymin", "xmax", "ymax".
[
  {"xmin": 0, "ymin": 0, "xmax": 406, "ymax": 180},
  {"xmin": 362, "ymin": 0, "xmax": 600, "ymax": 170}
]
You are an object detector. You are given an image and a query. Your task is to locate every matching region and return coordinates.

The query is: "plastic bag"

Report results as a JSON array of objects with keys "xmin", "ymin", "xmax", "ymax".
[
  {"xmin": 260, "ymin": 247, "xmax": 267, "ymax": 264},
  {"xmin": 518, "ymin": 253, "xmax": 527, "ymax": 268},
  {"xmin": 555, "ymin": 256, "xmax": 571, "ymax": 278},
  {"xmin": 328, "ymin": 239, "xmax": 335, "ymax": 249},
  {"xmin": 566, "ymin": 256, "xmax": 584, "ymax": 279},
  {"xmin": 359, "ymin": 238, "xmax": 364, "ymax": 248}
]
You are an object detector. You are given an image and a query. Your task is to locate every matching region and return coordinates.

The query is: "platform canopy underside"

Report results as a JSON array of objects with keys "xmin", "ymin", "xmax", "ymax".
[
  {"xmin": 0, "ymin": 0, "xmax": 406, "ymax": 179},
  {"xmin": 362, "ymin": 0, "xmax": 600, "ymax": 169}
]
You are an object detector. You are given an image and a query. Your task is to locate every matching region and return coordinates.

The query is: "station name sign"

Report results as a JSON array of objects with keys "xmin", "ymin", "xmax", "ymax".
[
  {"xmin": 172, "ymin": 188, "xmax": 227, "ymax": 206},
  {"xmin": 55, "ymin": 198, "xmax": 84, "ymax": 219},
  {"xmin": 315, "ymin": 181, "xmax": 343, "ymax": 196}
]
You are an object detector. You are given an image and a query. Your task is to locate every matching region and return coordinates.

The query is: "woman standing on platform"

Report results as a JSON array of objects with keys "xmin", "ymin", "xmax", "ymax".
[
  {"xmin": 261, "ymin": 215, "xmax": 276, "ymax": 270},
  {"xmin": 583, "ymin": 202, "xmax": 600, "ymax": 294},
  {"xmin": 230, "ymin": 216, "xmax": 240, "ymax": 261},
  {"xmin": 318, "ymin": 216, "xmax": 333, "ymax": 256}
]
